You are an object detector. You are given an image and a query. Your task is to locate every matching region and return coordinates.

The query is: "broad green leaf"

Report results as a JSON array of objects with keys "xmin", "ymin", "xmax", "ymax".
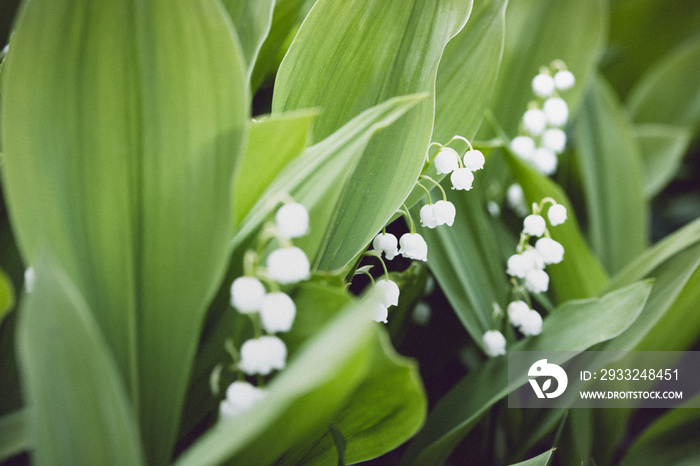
[
  {"xmin": 573, "ymin": 75, "xmax": 648, "ymax": 274},
  {"xmin": 416, "ymin": 187, "xmax": 509, "ymax": 344},
  {"xmin": 558, "ymin": 409, "xmax": 594, "ymax": 466},
  {"xmin": 250, "ymin": 0, "xmax": 314, "ymax": 92},
  {"xmin": 279, "ymin": 332, "xmax": 426, "ymax": 465},
  {"xmin": 17, "ymin": 258, "xmax": 144, "ymax": 465},
  {"xmin": 634, "ymin": 124, "xmax": 692, "ymax": 199},
  {"xmin": 433, "ymin": 0, "xmax": 507, "ymax": 142},
  {"xmin": 230, "ymin": 95, "xmax": 423, "ymax": 258},
  {"xmin": 175, "ymin": 293, "xmax": 379, "ymax": 466},
  {"xmin": 621, "ymin": 392, "xmax": 700, "ymax": 466},
  {"xmin": 0, "ymin": 409, "xmax": 28, "ymax": 462},
  {"xmin": 0, "ymin": 267, "xmax": 12, "ymax": 320},
  {"xmin": 234, "ymin": 110, "xmax": 317, "ymax": 224},
  {"xmin": 604, "ymin": 1, "xmax": 700, "ymax": 100},
  {"xmin": 1, "ymin": 2, "xmax": 248, "ymax": 463},
  {"xmin": 485, "ymin": 0, "xmax": 605, "ymax": 136},
  {"xmin": 220, "ymin": 0, "xmax": 275, "ymax": 79},
  {"xmin": 506, "ymin": 152, "xmax": 608, "ymax": 302},
  {"xmin": 403, "ymin": 281, "xmax": 651, "ymax": 466},
  {"xmin": 509, "ymin": 449, "xmax": 554, "ymax": 466},
  {"xmin": 273, "ymin": 0, "xmax": 472, "ymax": 272},
  {"xmin": 627, "ymin": 35, "xmax": 700, "ymax": 130}
]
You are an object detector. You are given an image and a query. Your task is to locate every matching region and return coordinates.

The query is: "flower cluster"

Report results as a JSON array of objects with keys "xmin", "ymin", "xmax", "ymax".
[
  {"xmin": 218, "ymin": 198, "xmax": 312, "ymax": 422},
  {"xmin": 482, "ymin": 198, "xmax": 567, "ymax": 357},
  {"xmin": 509, "ymin": 61, "xmax": 575, "ymax": 175}
]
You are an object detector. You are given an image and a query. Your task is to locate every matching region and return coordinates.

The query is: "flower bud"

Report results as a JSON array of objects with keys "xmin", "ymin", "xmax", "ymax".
[
  {"xmin": 510, "ymin": 136, "xmax": 536, "ymax": 161},
  {"xmin": 533, "ymin": 147, "xmax": 558, "ymax": 175},
  {"xmin": 523, "ymin": 108, "xmax": 547, "ymax": 136},
  {"xmin": 542, "ymin": 128, "xmax": 567, "ymax": 154}
]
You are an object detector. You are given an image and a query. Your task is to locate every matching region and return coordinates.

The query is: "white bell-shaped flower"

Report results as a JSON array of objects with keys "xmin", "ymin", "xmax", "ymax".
[
  {"xmin": 371, "ymin": 301, "xmax": 389, "ymax": 324},
  {"xmin": 238, "ymin": 336, "xmax": 287, "ymax": 375},
  {"xmin": 543, "ymin": 97, "xmax": 569, "ymax": 127},
  {"xmin": 532, "ymin": 73, "xmax": 555, "ymax": 97},
  {"xmin": 507, "ymin": 183, "xmax": 528, "ymax": 217},
  {"xmin": 522, "ymin": 248, "xmax": 546, "ymax": 271},
  {"xmin": 532, "ymin": 147, "xmax": 558, "ymax": 175},
  {"xmin": 519, "ymin": 310, "xmax": 543, "ymax": 336},
  {"xmin": 542, "ymin": 128, "xmax": 567, "ymax": 154},
  {"xmin": 420, "ymin": 203, "xmax": 439, "ymax": 229},
  {"xmin": 373, "ymin": 232, "xmax": 399, "ymax": 260},
  {"xmin": 375, "ymin": 279, "xmax": 400, "ymax": 307},
  {"xmin": 230, "ymin": 276, "xmax": 266, "ymax": 314},
  {"xmin": 463, "ymin": 150, "xmax": 485, "ymax": 171},
  {"xmin": 548, "ymin": 204, "xmax": 567, "ymax": 226},
  {"xmin": 275, "ymin": 202, "xmax": 309, "ymax": 239},
  {"xmin": 266, "ymin": 247, "xmax": 310, "ymax": 284},
  {"xmin": 434, "ymin": 147, "xmax": 460, "ymax": 174},
  {"xmin": 24, "ymin": 267, "xmax": 36, "ymax": 293},
  {"xmin": 522, "ymin": 108, "xmax": 547, "ymax": 136},
  {"xmin": 450, "ymin": 168, "xmax": 474, "ymax": 190},
  {"xmin": 525, "ymin": 268, "xmax": 549, "ymax": 294},
  {"xmin": 554, "ymin": 69, "xmax": 575, "ymax": 91},
  {"xmin": 535, "ymin": 237, "xmax": 564, "ymax": 264},
  {"xmin": 219, "ymin": 381, "xmax": 266, "ymax": 421},
  {"xmin": 482, "ymin": 330, "xmax": 507, "ymax": 357},
  {"xmin": 523, "ymin": 214, "xmax": 546, "ymax": 237},
  {"xmin": 507, "ymin": 300, "xmax": 531, "ymax": 327},
  {"xmin": 434, "ymin": 200, "xmax": 456, "ymax": 227},
  {"xmin": 399, "ymin": 233, "xmax": 428, "ymax": 261},
  {"xmin": 260, "ymin": 292, "xmax": 296, "ymax": 333},
  {"xmin": 506, "ymin": 253, "xmax": 530, "ymax": 278},
  {"xmin": 510, "ymin": 136, "xmax": 536, "ymax": 161}
]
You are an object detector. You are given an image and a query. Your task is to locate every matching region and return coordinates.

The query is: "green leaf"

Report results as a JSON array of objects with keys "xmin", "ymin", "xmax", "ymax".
[
  {"xmin": 485, "ymin": 0, "xmax": 605, "ymax": 136},
  {"xmin": 220, "ymin": 0, "xmax": 275, "ymax": 79},
  {"xmin": 633, "ymin": 124, "xmax": 693, "ymax": 199},
  {"xmin": 627, "ymin": 35, "xmax": 700, "ymax": 130},
  {"xmin": 509, "ymin": 449, "xmax": 554, "ymax": 466},
  {"xmin": 621, "ymin": 392, "xmax": 700, "ymax": 466},
  {"xmin": 250, "ymin": 0, "xmax": 313, "ymax": 92},
  {"xmin": 234, "ymin": 110, "xmax": 317, "ymax": 224},
  {"xmin": 402, "ymin": 281, "xmax": 651, "ymax": 466},
  {"xmin": 506, "ymin": 152, "xmax": 608, "ymax": 302},
  {"xmin": 273, "ymin": 0, "xmax": 472, "ymax": 272},
  {"xmin": 573, "ymin": 74, "xmax": 648, "ymax": 274},
  {"xmin": 279, "ymin": 333, "xmax": 426, "ymax": 465},
  {"xmin": 231, "ymin": 95, "xmax": 423, "ymax": 259},
  {"xmin": 1, "ymin": 2, "xmax": 248, "ymax": 463},
  {"xmin": 0, "ymin": 409, "xmax": 28, "ymax": 462},
  {"xmin": 17, "ymin": 257, "xmax": 144, "ymax": 465},
  {"xmin": 0, "ymin": 267, "xmax": 13, "ymax": 321},
  {"xmin": 604, "ymin": 1, "xmax": 700, "ymax": 100},
  {"xmin": 433, "ymin": 0, "xmax": 507, "ymax": 142},
  {"xmin": 415, "ymin": 187, "xmax": 509, "ymax": 343},
  {"xmin": 174, "ymin": 293, "xmax": 379, "ymax": 466}
]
